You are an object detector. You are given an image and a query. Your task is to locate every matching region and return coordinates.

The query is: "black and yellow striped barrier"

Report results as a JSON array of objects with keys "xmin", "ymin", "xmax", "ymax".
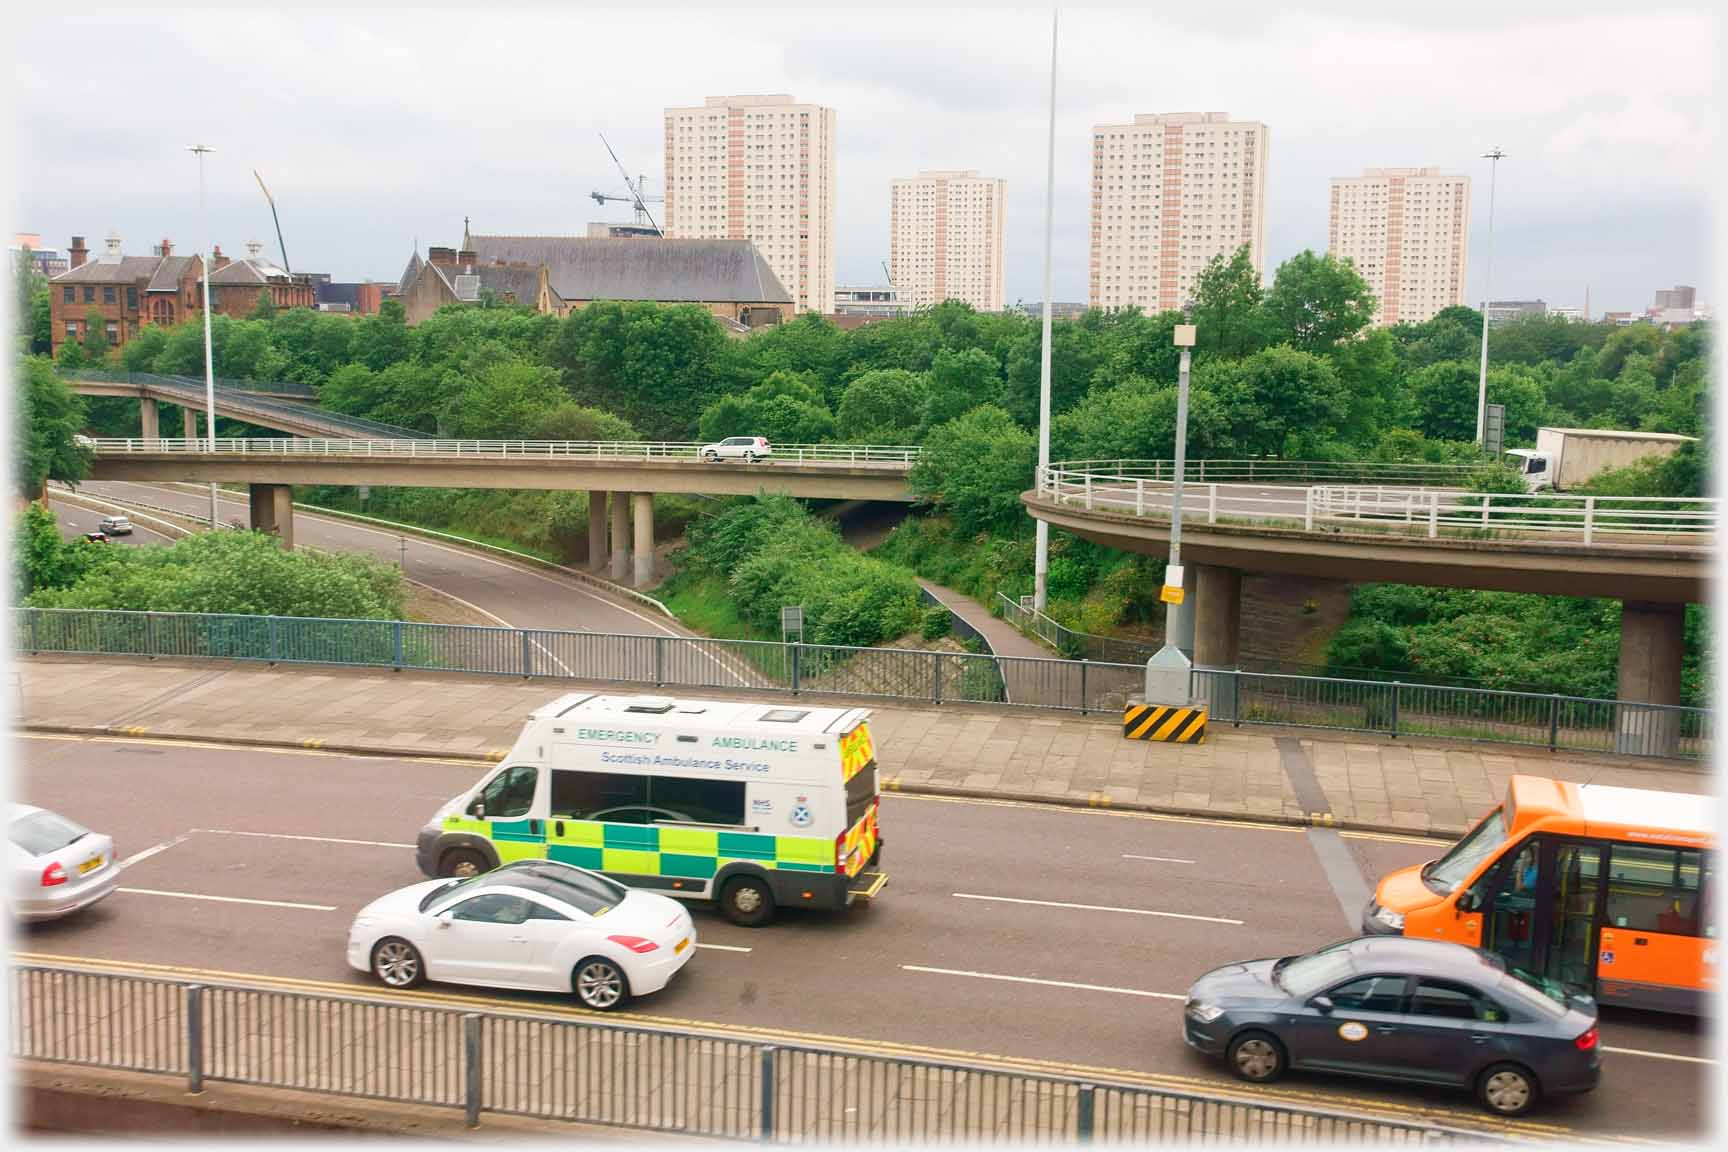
[{"xmin": 1124, "ymin": 702, "xmax": 1207, "ymax": 744}]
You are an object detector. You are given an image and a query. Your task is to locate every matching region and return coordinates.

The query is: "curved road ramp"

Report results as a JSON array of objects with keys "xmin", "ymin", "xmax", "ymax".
[{"xmin": 11, "ymin": 962, "xmax": 1497, "ymax": 1143}]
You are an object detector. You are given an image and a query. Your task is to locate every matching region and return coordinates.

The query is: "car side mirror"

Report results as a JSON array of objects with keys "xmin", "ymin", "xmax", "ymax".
[
  {"xmin": 1310, "ymin": 996, "xmax": 1334, "ymax": 1015},
  {"xmin": 469, "ymin": 799, "xmax": 485, "ymax": 819},
  {"xmin": 1458, "ymin": 890, "xmax": 1483, "ymax": 914},
  {"xmin": 437, "ymin": 913, "xmax": 453, "ymax": 929}
]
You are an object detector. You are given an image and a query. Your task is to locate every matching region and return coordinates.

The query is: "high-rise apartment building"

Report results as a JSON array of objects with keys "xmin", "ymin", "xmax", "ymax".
[
  {"xmin": 1089, "ymin": 112, "xmax": 1268, "ymax": 314},
  {"xmin": 1328, "ymin": 167, "xmax": 1470, "ymax": 327},
  {"xmin": 663, "ymin": 94, "xmax": 837, "ymax": 314},
  {"xmin": 889, "ymin": 170, "xmax": 1006, "ymax": 312}
]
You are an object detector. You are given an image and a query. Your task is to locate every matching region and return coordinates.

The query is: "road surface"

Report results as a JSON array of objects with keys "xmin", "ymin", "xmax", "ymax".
[{"xmin": 13, "ymin": 733, "xmax": 1709, "ymax": 1142}]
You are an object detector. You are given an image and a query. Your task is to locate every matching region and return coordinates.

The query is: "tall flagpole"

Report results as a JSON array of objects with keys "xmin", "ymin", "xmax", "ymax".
[{"xmin": 1033, "ymin": 7, "xmax": 1059, "ymax": 612}]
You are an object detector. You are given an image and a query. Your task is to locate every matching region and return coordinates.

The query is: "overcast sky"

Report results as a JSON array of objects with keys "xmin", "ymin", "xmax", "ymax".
[{"xmin": 11, "ymin": 2, "xmax": 1715, "ymax": 315}]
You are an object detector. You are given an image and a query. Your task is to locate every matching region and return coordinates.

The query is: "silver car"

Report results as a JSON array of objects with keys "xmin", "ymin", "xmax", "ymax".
[
  {"xmin": 98, "ymin": 515, "xmax": 133, "ymax": 536},
  {"xmin": 7, "ymin": 804, "xmax": 120, "ymax": 922}
]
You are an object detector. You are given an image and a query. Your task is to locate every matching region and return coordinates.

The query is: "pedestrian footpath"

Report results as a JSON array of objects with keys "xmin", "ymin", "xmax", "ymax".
[{"xmin": 20, "ymin": 657, "xmax": 1704, "ymax": 839}]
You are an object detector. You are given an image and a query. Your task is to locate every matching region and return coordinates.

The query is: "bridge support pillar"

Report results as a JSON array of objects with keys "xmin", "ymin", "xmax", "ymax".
[
  {"xmin": 609, "ymin": 492, "xmax": 630, "ymax": 583},
  {"xmin": 248, "ymin": 484, "xmax": 294, "ymax": 550},
  {"xmin": 1193, "ymin": 564, "xmax": 1242, "ymax": 721},
  {"xmin": 1616, "ymin": 600, "xmax": 1685, "ymax": 756},
  {"xmin": 183, "ymin": 406, "xmax": 198, "ymax": 441},
  {"xmin": 140, "ymin": 397, "xmax": 159, "ymax": 442},
  {"xmin": 588, "ymin": 492, "xmax": 610, "ymax": 571},
  {"xmin": 632, "ymin": 492, "xmax": 655, "ymax": 587}
]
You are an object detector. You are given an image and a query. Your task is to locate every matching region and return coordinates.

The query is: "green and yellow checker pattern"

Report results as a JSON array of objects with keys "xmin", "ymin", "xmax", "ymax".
[
  {"xmin": 1123, "ymin": 702, "xmax": 1207, "ymax": 744},
  {"xmin": 442, "ymin": 815, "xmax": 838, "ymax": 882}
]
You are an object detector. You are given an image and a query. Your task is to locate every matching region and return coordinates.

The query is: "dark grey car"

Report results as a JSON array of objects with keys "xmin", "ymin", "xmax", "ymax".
[{"xmin": 1182, "ymin": 937, "xmax": 1600, "ymax": 1116}]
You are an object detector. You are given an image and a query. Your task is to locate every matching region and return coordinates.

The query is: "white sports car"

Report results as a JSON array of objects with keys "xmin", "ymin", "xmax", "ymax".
[{"xmin": 347, "ymin": 859, "xmax": 696, "ymax": 1010}]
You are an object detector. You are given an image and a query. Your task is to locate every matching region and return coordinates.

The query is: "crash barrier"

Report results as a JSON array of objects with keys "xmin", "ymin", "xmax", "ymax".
[
  {"xmin": 14, "ymin": 608, "xmax": 1706, "ymax": 760},
  {"xmin": 10, "ymin": 963, "xmax": 1496, "ymax": 1143}
]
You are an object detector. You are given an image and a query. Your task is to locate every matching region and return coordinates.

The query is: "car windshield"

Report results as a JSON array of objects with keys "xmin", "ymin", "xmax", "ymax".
[
  {"xmin": 418, "ymin": 875, "xmax": 476, "ymax": 912},
  {"xmin": 1271, "ymin": 940, "xmax": 1356, "ymax": 997},
  {"xmin": 1422, "ymin": 807, "xmax": 1508, "ymax": 895},
  {"xmin": 9, "ymin": 810, "xmax": 89, "ymax": 856}
]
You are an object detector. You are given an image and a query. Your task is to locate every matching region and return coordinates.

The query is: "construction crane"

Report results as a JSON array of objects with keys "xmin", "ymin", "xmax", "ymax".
[{"xmin": 590, "ymin": 133, "xmax": 663, "ymax": 235}]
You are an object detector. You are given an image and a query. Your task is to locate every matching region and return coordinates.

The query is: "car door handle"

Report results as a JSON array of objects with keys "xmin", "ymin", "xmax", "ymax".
[
  {"xmin": 1634, "ymin": 937, "xmax": 1649, "ymax": 946},
  {"xmin": 1374, "ymin": 1026, "xmax": 1399, "ymax": 1034},
  {"xmin": 1469, "ymin": 1034, "xmax": 1491, "ymax": 1044},
  {"xmin": 554, "ymin": 821, "xmax": 565, "ymax": 837},
  {"xmin": 528, "ymin": 819, "xmax": 541, "ymax": 835},
  {"xmin": 507, "ymin": 936, "xmax": 528, "ymax": 943}
]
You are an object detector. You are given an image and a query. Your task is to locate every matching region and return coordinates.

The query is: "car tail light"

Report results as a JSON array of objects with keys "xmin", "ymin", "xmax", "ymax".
[
  {"xmin": 835, "ymin": 830, "xmax": 848, "ymax": 872},
  {"xmin": 1574, "ymin": 1026, "xmax": 1599, "ymax": 1051},
  {"xmin": 607, "ymin": 935, "xmax": 659, "ymax": 954},
  {"xmin": 41, "ymin": 861, "xmax": 67, "ymax": 887}
]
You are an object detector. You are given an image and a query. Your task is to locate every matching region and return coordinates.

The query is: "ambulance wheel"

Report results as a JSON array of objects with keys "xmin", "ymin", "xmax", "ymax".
[
  {"xmin": 439, "ymin": 847, "xmax": 487, "ymax": 879},
  {"xmin": 719, "ymin": 875, "xmax": 775, "ymax": 927}
]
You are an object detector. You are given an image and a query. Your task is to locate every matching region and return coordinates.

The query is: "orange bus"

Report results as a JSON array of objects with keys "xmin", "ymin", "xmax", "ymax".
[{"xmin": 1362, "ymin": 775, "xmax": 1716, "ymax": 1015}]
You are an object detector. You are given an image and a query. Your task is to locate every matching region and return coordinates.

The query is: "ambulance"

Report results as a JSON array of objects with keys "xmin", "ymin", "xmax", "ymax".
[{"xmin": 415, "ymin": 693, "xmax": 887, "ymax": 926}]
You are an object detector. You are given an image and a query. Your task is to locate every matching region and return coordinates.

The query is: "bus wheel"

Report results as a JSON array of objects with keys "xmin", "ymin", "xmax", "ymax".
[
  {"xmin": 439, "ymin": 847, "xmax": 487, "ymax": 878},
  {"xmin": 719, "ymin": 876, "xmax": 775, "ymax": 927}
]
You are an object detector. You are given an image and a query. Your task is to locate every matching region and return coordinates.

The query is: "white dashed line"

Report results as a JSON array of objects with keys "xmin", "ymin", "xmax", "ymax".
[
  {"xmin": 695, "ymin": 943, "xmax": 753, "ymax": 954},
  {"xmin": 1602, "ymin": 1046, "xmax": 1716, "ymax": 1065},
  {"xmin": 198, "ymin": 829, "xmax": 416, "ymax": 849},
  {"xmin": 119, "ymin": 831, "xmax": 194, "ymax": 869},
  {"xmin": 902, "ymin": 965, "xmax": 1184, "ymax": 1000},
  {"xmin": 1122, "ymin": 854, "xmax": 1195, "ymax": 864},
  {"xmin": 118, "ymin": 888, "xmax": 336, "ymax": 912},
  {"xmin": 952, "ymin": 892, "xmax": 1244, "ymax": 925}
]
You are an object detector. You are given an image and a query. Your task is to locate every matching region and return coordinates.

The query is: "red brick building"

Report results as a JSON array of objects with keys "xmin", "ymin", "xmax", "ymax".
[
  {"xmin": 48, "ymin": 234, "xmax": 203, "ymax": 356},
  {"xmin": 208, "ymin": 240, "xmax": 318, "ymax": 314}
]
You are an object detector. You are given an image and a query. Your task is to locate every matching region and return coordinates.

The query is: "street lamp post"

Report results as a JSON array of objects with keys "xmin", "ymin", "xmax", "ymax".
[
  {"xmin": 189, "ymin": 144, "xmax": 219, "ymax": 529},
  {"xmin": 1033, "ymin": 7, "xmax": 1059, "ymax": 612},
  {"xmin": 1145, "ymin": 316, "xmax": 1197, "ymax": 706},
  {"xmin": 1475, "ymin": 147, "xmax": 1505, "ymax": 445}
]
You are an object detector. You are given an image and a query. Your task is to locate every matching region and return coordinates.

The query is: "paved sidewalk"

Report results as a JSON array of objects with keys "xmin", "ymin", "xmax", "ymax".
[{"xmin": 19, "ymin": 656, "xmax": 1707, "ymax": 838}]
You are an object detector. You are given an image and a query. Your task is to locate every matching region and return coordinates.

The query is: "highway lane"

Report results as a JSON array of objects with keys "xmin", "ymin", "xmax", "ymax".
[
  {"xmin": 13, "ymin": 733, "xmax": 1709, "ymax": 1141},
  {"xmin": 75, "ymin": 481, "xmax": 682, "ymax": 638},
  {"xmin": 49, "ymin": 499, "xmax": 174, "ymax": 547}
]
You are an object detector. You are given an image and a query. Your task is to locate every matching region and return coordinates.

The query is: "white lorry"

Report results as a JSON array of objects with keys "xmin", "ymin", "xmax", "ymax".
[{"xmin": 1504, "ymin": 427, "xmax": 1695, "ymax": 493}]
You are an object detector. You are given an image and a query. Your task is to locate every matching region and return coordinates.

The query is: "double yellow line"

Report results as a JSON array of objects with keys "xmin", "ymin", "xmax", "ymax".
[{"xmin": 13, "ymin": 950, "xmax": 1610, "ymax": 1142}]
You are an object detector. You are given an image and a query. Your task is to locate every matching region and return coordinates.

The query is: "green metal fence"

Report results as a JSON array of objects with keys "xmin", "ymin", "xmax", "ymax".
[{"xmin": 13, "ymin": 608, "xmax": 1707, "ymax": 759}]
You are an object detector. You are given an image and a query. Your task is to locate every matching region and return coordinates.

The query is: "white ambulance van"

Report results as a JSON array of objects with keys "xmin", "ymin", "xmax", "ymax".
[{"xmin": 415, "ymin": 693, "xmax": 886, "ymax": 926}]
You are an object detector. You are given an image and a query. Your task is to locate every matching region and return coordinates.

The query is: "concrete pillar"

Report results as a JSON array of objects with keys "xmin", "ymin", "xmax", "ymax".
[
  {"xmin": 1169, "ymin": 599, "xmax": 1196, "ymax": 659},
  {"xmin": 609, "ymin": 492, "xmax": 630, "ymax": 583},
  {"xmin": 588, "ymin": 491, "xmax": 610, "ymax": 572},
  {"xmin": 182, "ymin": 407, "xmax": 197, "ymax": 441},
  {"xmin": 632, "ymin": 492, "xmax": 655, "ymax": 587},
  {"xmin": 140, "ymin": 397, "xmax": 159, "ymax": 442},
  {"xmin": 1193, "ymin": 564, "xmax": 1243, "ymax": 722},
  {"xmin": 248, "ymin": 483, "xmax": 294, "ymax": 550},
  {"xmin": 1616, "ymin": 600, "xmax": 1686, "ymax": 756}
]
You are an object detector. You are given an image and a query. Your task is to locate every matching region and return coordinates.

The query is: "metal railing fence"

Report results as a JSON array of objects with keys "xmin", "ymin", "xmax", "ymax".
[
  {"xmin": 1038, "ymin": 464, "xmax": 1716, "ymax": 544},
  {"xmin": 82, "ymin": 436, "xmax": 922, "ymax": 466},
  {"xmin": 1047, "ymin": 457, "xmax": 1492, "ymax": 486},
  {"xmin": 10, "ymin": 964, "xmax": 1491, "ymax": 1143},
  {"xmin": 63, "ymin": 368, "xmax": 321, "ymax": 399},
  {"xmin": 14, "ymin": 608, "xmax": 1706, "ymax": 759},
  {"xmin": 65, "ymin": 371, "xmax": 424, "ymax": 439}
]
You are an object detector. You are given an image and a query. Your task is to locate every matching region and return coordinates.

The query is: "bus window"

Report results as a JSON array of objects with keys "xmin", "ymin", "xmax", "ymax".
[
  {"xmin": 1550, "ymin": 842, "xmax": 1603, "ymax": 988},
  {"xmin": 1483, "ymin": 839, "xmax": 1542, "ymax": 974},
  {"xmin": 1606, "ymin": 845, "xmax": 1702, "ymax": 936},
  {"xmin": 1425, "ymin": 808, "xmax": 1509, "ymax": 895}
]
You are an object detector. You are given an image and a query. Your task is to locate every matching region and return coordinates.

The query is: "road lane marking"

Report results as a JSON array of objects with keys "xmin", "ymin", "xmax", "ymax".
[
  {"xmin": 1602, "ymin": 1045, "xmax": 1716, "ymax": 1065},
  {"xmin": 4, "ymin": 950, "xmax": 1586, "ymax": 1138},
  {"xmin": 695, "ymin": 943, "xmax": 752, "ymax": 954},
  {"xmin": 119, "ymin": 831, "xmax": 195, "ymax": 869},
  {"xmin": 197, "ymin": 828, "xmax": 417, "ymax": 849},
  {"xmin": 1122, "ymin": 853, "xmax": 1194, "ymax": 864},
  {"xmin": 118, "ymin": 888, "xmax": 337, "ymax": 911},
  {"xmin": 902, "ymin": 965, "xmax": 1184, "ymax": 1000},
  {"xmin": 952, "ymin": 892, "xmax": 1244, "ymax": 925}
]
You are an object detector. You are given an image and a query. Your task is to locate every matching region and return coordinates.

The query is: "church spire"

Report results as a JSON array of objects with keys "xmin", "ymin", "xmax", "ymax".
[{"xmin": 462, "ymin": 216, "xmax": 472, "ymax": 249}]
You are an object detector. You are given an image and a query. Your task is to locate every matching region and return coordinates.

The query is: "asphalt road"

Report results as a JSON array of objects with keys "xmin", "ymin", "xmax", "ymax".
[
  {"xmin": 70, "ymin": 481, "xmax": 681, "ymax": 637},
  {"xmin": 13, "ymin": 733, "xmax": 1710, "ymax": 1142},
  {"xmin": 49, "ymin": 499, "xmax": 174, "ymax": 548}
]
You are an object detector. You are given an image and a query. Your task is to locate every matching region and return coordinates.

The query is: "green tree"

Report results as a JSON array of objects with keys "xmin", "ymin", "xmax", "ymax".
[
  {"xmin": 79, "ymin": 308, "xmax": 111, "ymax": 364},
  {"xmin": 440, "ymin": 360, "xmax": 565, "ymax": 438},
  {"xmin": 250, "ymin": 288, "xmax": 277, "ymax": 321},
  {"xmin": 552, "ymin": 301, "xmax": 734, "ymax": 440},
  {"xmin": 120, "ymin": 324, "xmax": 170, "ymax": 372},
  {"xmin": 697, "ymin": 370, "xmax": 836, "ymax": 444},
  {"xmin": 837, "ymin": 368, "xmax": 927, "ymax": 442},
  {"xmin": 1191, "ymin": 245, "xmax": 1265, "ymax": 360},
  {"xmin": 734, "ymin": 312, "xmax": 851, "ymax": 403},
  {"xmin": 15, "ymin": 356, "xmax": 90, "ymax": 496},
  {"xmin": 999, "ymin": 321, "xmax": 1098, "ymax": 426},
  {"xmin": 1054, "ymin": 377, "xmax": 1227, "ymax": 460},
  {"xmin": 353, "ymin": 299, "xmax": 411, "ymax": 371},
  {"xmin": 1259, "ymin": 250, "xmax": 1375, "ymax": 352},
  {"xmin": 15, "ymin": 502, "xmax": 99, "ymax": 597},
  {"xmin": 922, "ymin": 347, "xmax": 997, "ymax": 435},
  {"xmin": 1593, "ymin": 323, "xmax": 1662, "ymax": 381},
  {"xmin": 531, "ymin": 401, "xmax": 639, "ymax": 442},
  {"xmin": 1205, "ymin": 345, "xmax": 1351, "ymax": 456},
  {"xmin": 1392, "ymin": 306, "xmax": 1480, "ymax": 369},
  {"xmin": 15, "ymin": 250, "xmax": 51, "ymax": 355},
  {"xmin": 909, "ymin": 405, "xmax": 1036, "ymax": 536},
  {"xmin": 1328, "ymin": 327, "xmax": 1408, "ymax": 443}
]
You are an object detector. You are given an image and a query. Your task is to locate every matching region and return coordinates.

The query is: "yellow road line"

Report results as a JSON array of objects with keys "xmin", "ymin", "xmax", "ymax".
[{"xmin": 11, "ymin": 950, "xmax": 1578, "ymax": 1138}]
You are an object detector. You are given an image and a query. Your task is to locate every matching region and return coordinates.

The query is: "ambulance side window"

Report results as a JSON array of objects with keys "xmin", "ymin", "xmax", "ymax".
[
  {"xmin": 477, "ymin": 766, "xmax": 537, "ymax": 819},
  {"xmin": 551, "ymin": 770, "xmax": 647, "ymax": 820}
]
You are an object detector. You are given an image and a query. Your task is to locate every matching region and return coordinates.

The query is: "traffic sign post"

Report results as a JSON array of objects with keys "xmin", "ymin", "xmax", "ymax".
[
  {"xmin": 780, "ymin": 605, "xmax": 804, "ymax": 644},
  {"xmin": 1484, "ymin": 404, "xmax": 1505, "ymax": 460}
]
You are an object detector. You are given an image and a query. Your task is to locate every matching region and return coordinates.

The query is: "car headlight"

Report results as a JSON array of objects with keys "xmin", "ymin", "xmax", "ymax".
[
  {"xmin": 1186, "ymin": 1001, "xmax": 1226, "ymax": 1024},
  {"xmin": 1371, "ymin": 903, "xmax": 1405, "ymax": 931}
]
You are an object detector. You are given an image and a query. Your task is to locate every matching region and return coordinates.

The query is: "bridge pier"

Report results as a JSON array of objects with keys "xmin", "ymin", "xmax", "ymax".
[
  {"xmin": 1616, "ymin": 600, "xmax": 1686, "ymax": 756},
  {"xmin": 632, "ymin": 493, "xmax": 655, "ymax": 587},
  {"xmin": 1191, "ymin": 564, "xmax": 1243, "ymax": 721},
  {"xmin": 140, "ymin": 398, "xmax": 159, "ymax": 442},
  {"xmin": 609, "ymin": 493, "xmax": 630, "ymax": 583},
  {"xmin": 588, "ymin": 491, "xmax": 610, "ymax": 571},
  {"xmin": 183, "ymin": 407, "xmax": 197, "ymax": 441},
  {"xmin": 248, "ymin": 484, "xmax": 294, "ymax": 549}
]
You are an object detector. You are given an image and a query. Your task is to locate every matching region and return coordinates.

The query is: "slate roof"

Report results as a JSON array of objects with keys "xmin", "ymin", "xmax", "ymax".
[
  {"xmin": 426, "ymin": 261, "xmax": 542, "ymax": 306},
  {"xmin": 53, "ymin": 256, "xmax": 167, "ymax": 285},
  {"xmin": 209, "ymin": 257, "xmax": 290, "ymax": 286},
  {"xmin": 467, "ymin": 236, "xmax": 790, "ymax": 304},
  {"xmin": 147, "ymin": 256, "xmax": 196, "ymax": 292}
]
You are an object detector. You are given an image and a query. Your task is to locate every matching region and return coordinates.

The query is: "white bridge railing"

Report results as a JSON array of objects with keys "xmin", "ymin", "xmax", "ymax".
[
  {"xmin": 84, "ymin": 438, "xmax": 922, "ymax": 466},
  {"xmin": 1038, "ymin": 463, "xmax": 1715, "ymax": 545}
]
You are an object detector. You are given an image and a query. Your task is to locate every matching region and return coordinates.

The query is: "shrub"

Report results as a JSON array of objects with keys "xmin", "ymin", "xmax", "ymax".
[{"xmin": 921, "ymin": 605, "xmax": 952, "ymax": 640}]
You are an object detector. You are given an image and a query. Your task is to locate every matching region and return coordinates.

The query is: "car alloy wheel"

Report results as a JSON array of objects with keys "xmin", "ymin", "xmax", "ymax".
[
  {"xmin": 372, "ymin": 939, "xmax": 423, "ymax": 988},
  {"xmin": 575, "ymin": 959, "xmax": 626, "ymax": 1010},
  {"xmin": 1228, "ymin": 1033, "xmax": 1283, "ymax": 1082},
  {"xmin": 1480, "ymin": 1066, "xmax": 1535, "ymax": 1116},
  {"xmin": 743, "ymin": 452, "xmax": 756, "ymax": 463}
]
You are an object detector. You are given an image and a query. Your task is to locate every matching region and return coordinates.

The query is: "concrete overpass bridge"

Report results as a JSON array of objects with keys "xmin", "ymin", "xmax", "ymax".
[
  {"xmin": 82, "ymin": 437, "xmax": 919, "ymax": 585},
  {"xmin": 64, "ymin": 371, "xmax": 422, "ymax": 440},
  {"xmin": 1025, "ymin": 460, "xmax": 1713, "ymax": 753}
]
